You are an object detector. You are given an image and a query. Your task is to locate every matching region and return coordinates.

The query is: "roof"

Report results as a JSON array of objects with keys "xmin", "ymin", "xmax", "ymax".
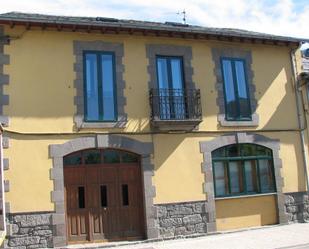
[{"xmin": 0, "ymin": 12, "xmax": 308, "ymax": 45}]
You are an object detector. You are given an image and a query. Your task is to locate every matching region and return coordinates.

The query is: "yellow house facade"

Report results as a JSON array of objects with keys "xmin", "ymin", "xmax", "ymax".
[{"xmin": 0, "ymin": 12, "xmax": 308, "ymax": 248}]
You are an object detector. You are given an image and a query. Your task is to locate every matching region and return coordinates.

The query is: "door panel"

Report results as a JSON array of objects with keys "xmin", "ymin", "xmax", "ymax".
[
  {"xmin": 64, "ymin": 167, "xmax": 88, "ymax": 242},
  {"xmin": 118, "ymin": 165, "xmax": 144, "ymax": 238},
  {"xmin": 64, "ymin": 153, "xmax": 144, "ymax": 244}
]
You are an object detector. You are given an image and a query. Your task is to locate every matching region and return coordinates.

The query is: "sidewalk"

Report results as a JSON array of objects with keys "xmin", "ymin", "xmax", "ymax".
[
  {"xmin": 140, "ymin": 223, "xmax": 309, "ymax": 249},
  {"xmin": 65, "ymin": 223, "xmax": 309, "ymax": 249}
]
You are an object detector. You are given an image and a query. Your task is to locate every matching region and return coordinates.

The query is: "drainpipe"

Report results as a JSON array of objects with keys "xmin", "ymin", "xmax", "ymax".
[
  {"xmin": 290, "ymin": 45, "xmax": 309, "ymax": 192},
  {"xmin": 0, "ymin": 124, "xmax": 6, "ymax": 234}
]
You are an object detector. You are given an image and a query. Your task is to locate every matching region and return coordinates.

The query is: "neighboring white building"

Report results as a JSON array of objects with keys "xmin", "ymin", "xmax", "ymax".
[{"xmin": 302, "ymin": 48, "xmax": 309, "ymax": 72}]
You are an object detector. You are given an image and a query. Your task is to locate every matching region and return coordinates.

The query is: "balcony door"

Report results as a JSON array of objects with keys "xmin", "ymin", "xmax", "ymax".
[{"xmin": 156, "ymin": 56, "xmax": 186, "ymax": 120}]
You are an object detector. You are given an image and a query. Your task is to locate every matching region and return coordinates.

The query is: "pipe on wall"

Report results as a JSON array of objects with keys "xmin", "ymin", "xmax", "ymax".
[{"xmin": 0, "ymin": 124, "xmax": 6, "ymax": 237}]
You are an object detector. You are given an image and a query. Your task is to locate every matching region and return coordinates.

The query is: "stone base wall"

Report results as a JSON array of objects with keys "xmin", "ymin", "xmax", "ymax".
[
  {"xmin": 156, "ymin": 201, "xmax": 208, "ymax": 238},
  {"xmin": 284, "ymin": 192, "xmax": 309, "ymax": 223},
  {"xmin": 3, "ymin": 212, "xmax": 53, "ymax": 249}
]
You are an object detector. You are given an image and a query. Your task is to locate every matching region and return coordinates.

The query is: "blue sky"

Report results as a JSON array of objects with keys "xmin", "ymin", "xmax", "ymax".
[{"xmin": 1, "ymin": 0, "xmax": 309, "ymax": 48}]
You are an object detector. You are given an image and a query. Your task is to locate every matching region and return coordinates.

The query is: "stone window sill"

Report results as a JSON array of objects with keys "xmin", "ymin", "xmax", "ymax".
[
  {"xmin": 218, "ymin": 113, "xmax": 259, "ymax": 127},
  {"xmin": 215, "ymin": 192, "xmax": 277, "ymax": 200},
  {"xmin": 74, "ymin": 116, "xmax": 127, "ymax": 129}
]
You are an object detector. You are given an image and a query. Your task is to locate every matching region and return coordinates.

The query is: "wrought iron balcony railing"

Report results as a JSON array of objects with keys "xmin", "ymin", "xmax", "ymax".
[{"xmin": 149, "ymin": 88, "xmax": 202, "ymax": 124}]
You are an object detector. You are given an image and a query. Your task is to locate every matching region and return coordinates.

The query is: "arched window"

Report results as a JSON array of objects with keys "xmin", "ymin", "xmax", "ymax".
[
  {"xmin": 212, "ymin": 144, "xmax": 276, "ymax": 197},
  {"xmin": 63, "ymin": 149, "xmax": 139, "ymax": 166}
]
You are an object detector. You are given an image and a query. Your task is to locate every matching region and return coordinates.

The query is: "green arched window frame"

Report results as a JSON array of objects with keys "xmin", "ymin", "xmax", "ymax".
[{"xmin": 212, "ymin": 143, "xmax": 277, "ymax": 197}]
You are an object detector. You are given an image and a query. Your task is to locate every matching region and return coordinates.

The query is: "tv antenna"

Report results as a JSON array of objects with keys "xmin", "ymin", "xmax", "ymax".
[{"xmin": 177, "ymin": 9, "xmax": 186, "ymax": 24}]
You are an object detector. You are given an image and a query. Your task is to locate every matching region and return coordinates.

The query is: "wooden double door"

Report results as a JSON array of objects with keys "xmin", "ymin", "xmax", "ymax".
[{"xmin": 64, "ymin": 162, "xmax": 145, "ymax": 243}]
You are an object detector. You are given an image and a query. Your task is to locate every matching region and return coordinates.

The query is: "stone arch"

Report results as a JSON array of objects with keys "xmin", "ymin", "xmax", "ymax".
[
  {"xmin": 49, "ymin": 135, "xmax": 157, "ymax": 247},
  {"xmin": 199, "ymin": 132, "xmax": 287, "ymax": 232}
]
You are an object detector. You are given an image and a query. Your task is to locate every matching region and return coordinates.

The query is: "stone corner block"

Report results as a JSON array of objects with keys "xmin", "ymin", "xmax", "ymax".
[
  {"xmin": 3, "ymin": 158, "xmax": 9, "ymax": 170},
  {"xmin": 51, "ymin": 191, "xmax": 64, "ymax": 203},
  {"xmin": 49, "ymin": 144, "xmax": 63, "ymax": 158},
  {"xmin": 5, "ymin": 202, "xmax": 10, "ymax": 213},
  {"xmin": 147, "ymin": 227, "xmax": 160, "ymax": 239},
  {"xmin": 52, "ymin": 236, "xmax": 66, "ymax": 247},
  {"xmin": 52, "ymin": 213, "xmax": 66, "ymax": 225},
  {"xmin": 4, "ymin": 180, "xmax": 9, "ymax": 192},
  {"xmin": 2, "ymin": 137, "xmax": 9, "ymax": 149},
  {"xmin": 206, "ymin": 222, "xmax": 217, "ymax": 233}
]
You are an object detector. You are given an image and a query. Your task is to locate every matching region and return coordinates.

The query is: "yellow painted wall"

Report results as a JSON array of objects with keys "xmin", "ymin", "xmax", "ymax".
[
  {"xmin": 4, "ymin": 135, "xmax": 65, "ymax": 212},
  {"xmin": 0, "ymin": 24, "xmax": 306, "ymax": 226},
  {"xmin": 3, "ymin": 131, "xmax": 305, "ymax": 212},
  {"xmin": 152, "ymin": 134, "xmax": 211, "ymax": 204},
  {"xmin": 216, "ymin": 195, "xmax": 278, "ymax": 231},
  {"xmin": 2, "ymin": 25, "xmax": 299, "ymax": 133}
]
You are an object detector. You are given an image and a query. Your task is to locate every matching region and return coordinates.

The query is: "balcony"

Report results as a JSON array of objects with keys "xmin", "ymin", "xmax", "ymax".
[{"xmin": 149, "ymin": 88, "xmax": 202, "ymax": 131}]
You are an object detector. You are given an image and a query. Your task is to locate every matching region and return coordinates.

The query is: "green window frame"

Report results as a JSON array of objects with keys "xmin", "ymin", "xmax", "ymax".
[
  {"xmin": 220, "ymin": 57, "xmax": 252, "ymax": 121},
  {"xmin": 212, "ymin": 144, "xmax": 276, "ymax": 198},
  {"xmin": 83, "ymin": 51, "xmax": 118, "ymax": 122}
]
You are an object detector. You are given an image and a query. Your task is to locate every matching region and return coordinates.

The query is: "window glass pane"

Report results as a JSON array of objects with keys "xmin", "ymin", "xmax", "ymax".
[
  {"xmin": 103, "ymin": 150, "xmax": 120, "ymax": 163},
  {"xmin": 122, "ymin": 152, "xmax": 138, "ymax": 163},
  {"xmin": 101, "ymin": 54, "xmax": 116, "ymax": 121},
  {"xmin": 85, "ymin": 53, "xmax": 99, "ymax": 121},
  {"xmin": 78, "ymin": 186, "xmax": 85, "ymax": 209},
  {"xmin": 241, "ymin": 144, "xmax": 256, "ymax": 157},
  {"xmin": 157, "ymin": 58, "xmax": 171, "ymax": 119},
  {"xmin": 212, "ymin": 147, "xmax": 226, "ymax": 158},
  {"xmin": 122, "ymin": 184, "xmax": 129, "ymax": 206},
  {"xmin": 226, "ymin": 144, "xmax": 239, "ymax": 157},
  {"xmin": 244, "ymin": 160, "xmax": 258, "ymax": 193},
  {"xmin": 170, "ymin": 58, "xmax": 184, "ymax": 90},
  {"xmin": 101, "ymin": 185, "xmax": 108, "ymax": 207},
  {"xmin": 63, "ymin": 152, "xmax": 82, "ymax": 166},
  {"xmin": 229, "ymin": 161, "xmax": 243, "ymax": 194},
  {"xmin": 256, "ymin": 145, "xmax": 272, "ymax": 157},
  {"xmin": 157, "ymin": 58, "xmax": 169, "ymax": 89},
  {"xmin": 222, "ymin": 59, "xmax": 237, "ymax": 119},
  {"xmin": 214, "ymin": 162, "xmax": 228, "ymax": 196},
  {"xmin": 170, "ymin": 58, "xmax": 185, "ymax": 119},
  {"xmin": 235, "ymin": 60, "xmax": 251, "ymax": 118},
  {"xmin": 259, "ymin": 159, "xmax": 275, "ymax": 192},
  {"xmin": 84, "ymin": 150, "xmax": 101, "ymax": 164}
]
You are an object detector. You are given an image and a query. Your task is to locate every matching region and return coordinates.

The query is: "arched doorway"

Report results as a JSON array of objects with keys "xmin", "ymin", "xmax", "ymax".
[{"xmin": 63, "ymin": 148, "xmax": 145, "ymax": 243}]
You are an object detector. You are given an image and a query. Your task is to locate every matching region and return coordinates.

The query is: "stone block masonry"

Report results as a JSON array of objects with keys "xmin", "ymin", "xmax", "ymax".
[
  {"xmin": 3, "ymin": 213, "xmax": 53, "ymax": 249},
  {"xmin": 285, "ymin": 192, "xmax": 309, "ymax": 223},
  {"xmin": 156, "ymin": 201, "xmax": 208, "ymax": 238}
]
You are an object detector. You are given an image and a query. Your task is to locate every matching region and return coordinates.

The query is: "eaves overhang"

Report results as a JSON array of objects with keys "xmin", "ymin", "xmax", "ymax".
[{"xmin": 0, "ymin": 12, "xmax": 308, "ymax": 46}]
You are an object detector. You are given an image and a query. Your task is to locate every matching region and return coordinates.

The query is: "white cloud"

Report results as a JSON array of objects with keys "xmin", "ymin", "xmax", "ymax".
[{"xmin": 0, "ymin": 0, "xmax": 308, "ymax": 43}]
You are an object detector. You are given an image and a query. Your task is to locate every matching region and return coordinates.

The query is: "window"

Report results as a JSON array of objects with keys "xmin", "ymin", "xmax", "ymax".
[
  {"xmin": 84, "ymin": 51, "xmax": 117, "ymax": 122},
  {"xmin": 221, "ymin": 58, "xmax": 251, "ymax": 121},
  {"xmin": 63, "ymin": 149, "xmax": 139, "ymax": 166},
  {"xmin": 156, "ymin": 56, "xmax": 186, "ymax": 119},
  {"xmin": 78, "ymin": 186, "xmax": 85, "ymax": 209},
  {"xmin": 212, "ymin": 144, "xmax": 276, "ymax": 197}
]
